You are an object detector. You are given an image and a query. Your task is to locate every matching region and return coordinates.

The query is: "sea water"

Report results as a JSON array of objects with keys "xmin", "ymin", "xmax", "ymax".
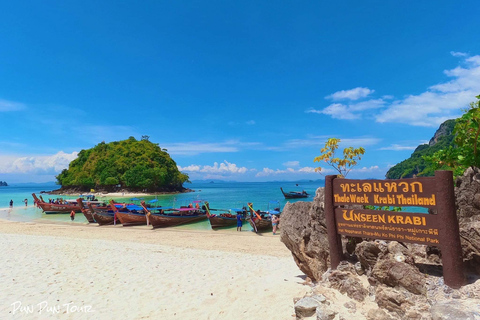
[{"xmin": 0, "ymin": 181, "xmax": 323, "ymax": 230}]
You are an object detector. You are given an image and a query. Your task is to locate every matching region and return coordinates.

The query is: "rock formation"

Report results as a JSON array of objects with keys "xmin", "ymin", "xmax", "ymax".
[{"xmin": 282, "ymin": 169, "xmax": 480, "ymax": 319}]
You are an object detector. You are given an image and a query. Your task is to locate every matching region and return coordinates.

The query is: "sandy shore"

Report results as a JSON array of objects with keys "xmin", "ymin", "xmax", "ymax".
[{"xmin": 0, "ymin": 218, "xmax": 309, "ymax": 319}]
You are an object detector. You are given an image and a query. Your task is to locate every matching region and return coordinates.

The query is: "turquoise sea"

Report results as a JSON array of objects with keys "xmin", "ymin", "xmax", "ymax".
[{"xmin": 0, "ymin": 181, "xmax": 323, "ymax": 230}]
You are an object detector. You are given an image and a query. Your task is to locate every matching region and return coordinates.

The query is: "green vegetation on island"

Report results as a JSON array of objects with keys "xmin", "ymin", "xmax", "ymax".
[
  {"xmin": 386, "ymin": 95, "xmax": 480, "ymax": 179},
  {"xmin": 56, "ymin": 136, "xmax": 189, "ymax": 192},
  {"xmin": 385, "ymin": 119, "xmax": 456, "ymax": 179}
]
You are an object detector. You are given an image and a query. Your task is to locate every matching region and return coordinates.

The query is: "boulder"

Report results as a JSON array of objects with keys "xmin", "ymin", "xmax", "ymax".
[
  {"xmin": 325, "ymin": 263, "xmax": 368, "ymax": 302},
  {"xmin": 366, "ymin": 308, "xmax": 394, "ymax": 320},
  {"xmin": 371, "ymin": 253, "xmax": 426, "ymax": 295},
  {"xmin": 280, "ymin": 188, "xmax": 331, "ymax": 281},
  {"xmin": 430, "ymin": 301, "xmax": 478, "ymax": 320},
  {"xmin": 375, "ymin": 286, "xmax": 411, "ymax": 315},
  {"xmin": 355, "ymin": 241, "xmax": 381, "ymax": 270},
  {"xmin": 455, "ymin": 167, "xmax": 480, "ymax": 273},
  {"xmin": 294, "ymin": 297, "xmax": 321, "ymax": 318}
]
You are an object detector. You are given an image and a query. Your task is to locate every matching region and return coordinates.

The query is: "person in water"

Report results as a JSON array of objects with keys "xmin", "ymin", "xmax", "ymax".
[
  {"xmin": 70, "ymin": 210, "xmax": 75, "ymax": 221},
  {"xmin": 236, "ymin": 212, "xmax": 243, "ymax": 232},
  {"xmin": 9, "ymin": 199, "xmax": 13, "ymax": 207}
]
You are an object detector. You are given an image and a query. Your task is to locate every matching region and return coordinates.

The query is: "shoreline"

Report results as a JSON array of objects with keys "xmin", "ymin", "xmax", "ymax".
[{"xmin": 0, "ymin": 218, "xmax": 308, "ymax": 319}]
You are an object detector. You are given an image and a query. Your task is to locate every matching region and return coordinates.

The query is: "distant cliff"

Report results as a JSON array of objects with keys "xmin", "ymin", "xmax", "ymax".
[
  {"xmin": 0, "ymin": 181, "xmax": 8, "ymax": 186},
  {"xmin": 385, "ymin": 119, "xmax": 456, "ymax": 179}
]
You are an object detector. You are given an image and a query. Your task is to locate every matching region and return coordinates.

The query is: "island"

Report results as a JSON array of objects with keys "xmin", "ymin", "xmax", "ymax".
[{"xmin": 52, "ymin": 136, "xmax": 190, "ymax": 194}]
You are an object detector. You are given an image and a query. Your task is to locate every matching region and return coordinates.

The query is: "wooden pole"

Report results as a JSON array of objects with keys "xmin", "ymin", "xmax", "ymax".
[
  {"xmin": 435, "ymin": 170, "xmax": 465, "ymax": 288},
  {"xmin": 324, "ymin": 175, "xmax": 343, "ymax": 269}
]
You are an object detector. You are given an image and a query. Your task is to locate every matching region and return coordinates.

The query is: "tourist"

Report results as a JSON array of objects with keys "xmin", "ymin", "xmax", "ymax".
[
  {"xmin": 236, "ymin": 212, "xmax": 243, "ymax": 232},
  {"xmin": 70, "ymin": 210, "xmax": 75, "ymax": 221},
  {"xmin": 9, "ymin": 199, "xmax": 13, "ymax": 207},
  {"xmin": 272, "ymin": 215, "xmax": 279, "ymax": 235},
  {"xmin": 24, "ymin": 199, "xmax": 28, "ymax": 206}
]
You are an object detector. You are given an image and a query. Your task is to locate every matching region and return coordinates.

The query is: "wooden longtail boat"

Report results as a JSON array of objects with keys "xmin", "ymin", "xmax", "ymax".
[
  {"xmin": 204, "ymin": 202, "xmax": 246, "ymax": 229},
  {"xmin": 246, "ymin": 202, "xmax": 281, "ymax": 233},
  {"xmin": 109, "ymin": 200, "xmax": 147, "ymax": 227},
  {"xmin": 140, "ymin": 201, "xmax": 207, "ymax": 228},
  {"xmin": 87, "ymin": 203, "xmax": 120, "ymax": 226},
  {"xmin": 280, "ymin": 187, "xmax": 308, "ymax": 199},
  {"xmin": 32, "ymin": 193, "xmax": 82, "ymax": 214},
  {"xmin": 78, "ymin": 198, "xmax": 95, "ymax": 223}
]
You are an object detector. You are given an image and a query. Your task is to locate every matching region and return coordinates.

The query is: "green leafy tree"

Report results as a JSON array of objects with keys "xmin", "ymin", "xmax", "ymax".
[
  {"xmin": 314, "ymin": 138, "xmax": 365, "ymax": 177},
  {"xmin": 56, "ymin": 138, "xmax": 189, "ymax": 191},
  {"xmin": 425, "ymin": 95, "xmax": 480, "ymax": 176}
]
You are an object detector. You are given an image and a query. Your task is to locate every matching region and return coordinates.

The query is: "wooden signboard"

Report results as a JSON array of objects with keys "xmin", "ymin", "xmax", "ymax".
[{"xmin": 324, "ymin": 171, "xmax": 465, "ymax": 289}]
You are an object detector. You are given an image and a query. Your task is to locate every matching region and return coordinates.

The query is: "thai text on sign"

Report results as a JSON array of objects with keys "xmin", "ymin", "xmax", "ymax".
[{"xmin": 332, "ymin": 177, "xmax": 437, "ymax": 208}]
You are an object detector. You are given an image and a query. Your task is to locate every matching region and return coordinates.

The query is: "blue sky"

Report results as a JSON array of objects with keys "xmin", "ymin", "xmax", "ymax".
[{"xmin": 1, "ymin": 1, "xmax": 480, "ymax": 183}]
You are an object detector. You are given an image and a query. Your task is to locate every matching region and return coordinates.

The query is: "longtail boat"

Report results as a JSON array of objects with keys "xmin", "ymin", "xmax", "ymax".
[
  {"xmin": 204, "ymin": 202, "xmax": 246, "ymax": 229},
  {"xmin": 109, "ymin": 200, "xmax": 147, "ymax": 227},
  {"xmin": 78, "ymin": 198, "xmax": 95, "ymax": 223},
  {"xmin": 246, "ymin": 202, "xmax": 280, "ymax": 233},
  {"xmin": 87, "ymin": 203, "xmax": 120, "ymax": 226},
  {"xmin": 280, "ymin": 187, "xmax": 308, "ymax": 199},
  {"xmin": 32, "ymin": 193, "xmax": 82, "ymax": 214},
  {"xmin": 140, "ymin": 201, "xmax": 207, "ymax": 228}
]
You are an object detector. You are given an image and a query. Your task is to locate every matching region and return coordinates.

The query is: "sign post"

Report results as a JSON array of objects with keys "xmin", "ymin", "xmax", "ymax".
[{"xmin": 324, "ymin": 170, "xmax": 465, "ymax": 289}]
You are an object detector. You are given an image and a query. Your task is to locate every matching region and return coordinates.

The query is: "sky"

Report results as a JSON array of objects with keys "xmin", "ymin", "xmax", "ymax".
[{"xmin": 1, "ymin": 1, "xmax": 480, "ymax": 183}]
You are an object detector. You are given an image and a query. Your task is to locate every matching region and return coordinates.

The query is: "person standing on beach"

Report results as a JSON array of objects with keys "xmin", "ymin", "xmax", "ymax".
[
  {"xmin": 236, "ymin": 212, "xmax": 243, "ymax": 231},
  {"xmin": 70, "ymin": 210, "xmax": 75, "ymax": 221},
  {"xmin": 9, "ymin": 199, "xmax": 13, "ymax": 207},
  {"xmin": 272, "ymin": 215, "xmax": 279, "ymax": 235}
]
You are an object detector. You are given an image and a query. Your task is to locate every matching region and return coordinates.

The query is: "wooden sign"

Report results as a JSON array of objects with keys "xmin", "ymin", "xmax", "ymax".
[{"xmin": 324, "ymin": 171, "xmax": 465, "ymax": 289}]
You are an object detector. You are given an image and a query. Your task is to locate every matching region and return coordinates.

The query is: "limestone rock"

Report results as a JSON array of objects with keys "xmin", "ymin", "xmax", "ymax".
[
  {"xmin": 280, "ymin": 188, "xmax": 331, "ymax": 281},
  {"xmin": 430, "ymin": 301, "xmax": 479, "ymax": 320},
  {"xmin": 294, "ymin": 297, "xmax": 321, "ymax": 318},
  {"xmin": 455, "ymin": 167, "xmax": 480, "ymax": 273},
  {"xmin": 375, "ymin": 286, "xmax": 410, "ymax": 315},
  {"xmin": 366, "ymin": 308, "xmax": 394, "ymax": 320},
  {"xmin": 316, "ymin": 307, "xmax": 336, "ymax": 320},
  {"xmin": 372, "ymin": 254, "xmax": 426, "ymax": 295},
  {"xmin": 326, "ymin": 268, "xmax": 368, "ymax": 302},
  {"xmin": 355, "ymin": 241, "xmax": 381, "ymax": 270}
]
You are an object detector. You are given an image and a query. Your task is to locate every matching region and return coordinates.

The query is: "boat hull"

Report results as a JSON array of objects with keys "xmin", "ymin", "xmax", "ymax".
[
  {"xmin": 93, "ymin": 212, "xmax": 120, "ymax": 226},
  {"xmin": 248, "ymin": 217, "xmax": 272, "ymax": 233},
  {"xmin": 40, "ymin": 203, "xmax": 82, "ymax": 214},
  {"xmin": 149, "ymin": 213, "xmax": 207, "ymax": 228},
  {"xmin": 115, "ymin": 211, "xmax": 147, "ymax": 227},
  {"xmin": 208, "ymin": 216, "xmax": 244, "ymax": 229},
  {"xmin": 82, "ymin": 210, "xmax": 96, "ymax": 223}
]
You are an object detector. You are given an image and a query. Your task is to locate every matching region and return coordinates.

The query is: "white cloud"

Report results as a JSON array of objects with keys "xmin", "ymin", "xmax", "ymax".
[
  {"xmin": 326, "ymin": 87, "xmax": 375, "ymax": 101},
  {"xmin": 353, "ymin": 165, "xmax": 380, "ymax": 173},
  {"xmin": 178, "ymin": 161, "xmax": 248, "ymax": 174},
  {"xmin": 283, "ymin": 136, "xmax": 381, "ymax": 149},
  {"xmin": 0, "ymin": 99, "xmax": 26, "ymax": 112},
  {"xmin": 379, "ymin": 144, "xmax": 417, "ymax": 151},
  {"xmin": 255, "ymin": 166, "xmax": 333, "ymax": 177},
  {"xmin": 307, "ymin": 99, "xmax": 386, "ymax": 120},
  {"xmin": 0, "ymin": 151, "xmax": 78, "ymax": 174},
  {"xmin": 376, "ymin": 54, "xmax": 480, "ymax": 127},
  {"xmin": 246, "ymin": 120, "xmax": 256, "ymax": 125},
  {"xmin": 283, "ymin": 161, "xmax": 299, "ymax": 167},
  {"xmin": 450, "ymin": 51, "xmax": 468, "ymax": 57},
  {"xmin": 320, "ymin": 103, "xmax": 358, "ymax": 120},
  {"xmin": 163, "ymin": 140, "xmax": 261, "ymax": 156}
]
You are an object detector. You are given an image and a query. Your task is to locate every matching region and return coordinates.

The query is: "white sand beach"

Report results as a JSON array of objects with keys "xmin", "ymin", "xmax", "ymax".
[{"xmin": 0, "ymin": 216, "xmax": 309, "ymax": 319}]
